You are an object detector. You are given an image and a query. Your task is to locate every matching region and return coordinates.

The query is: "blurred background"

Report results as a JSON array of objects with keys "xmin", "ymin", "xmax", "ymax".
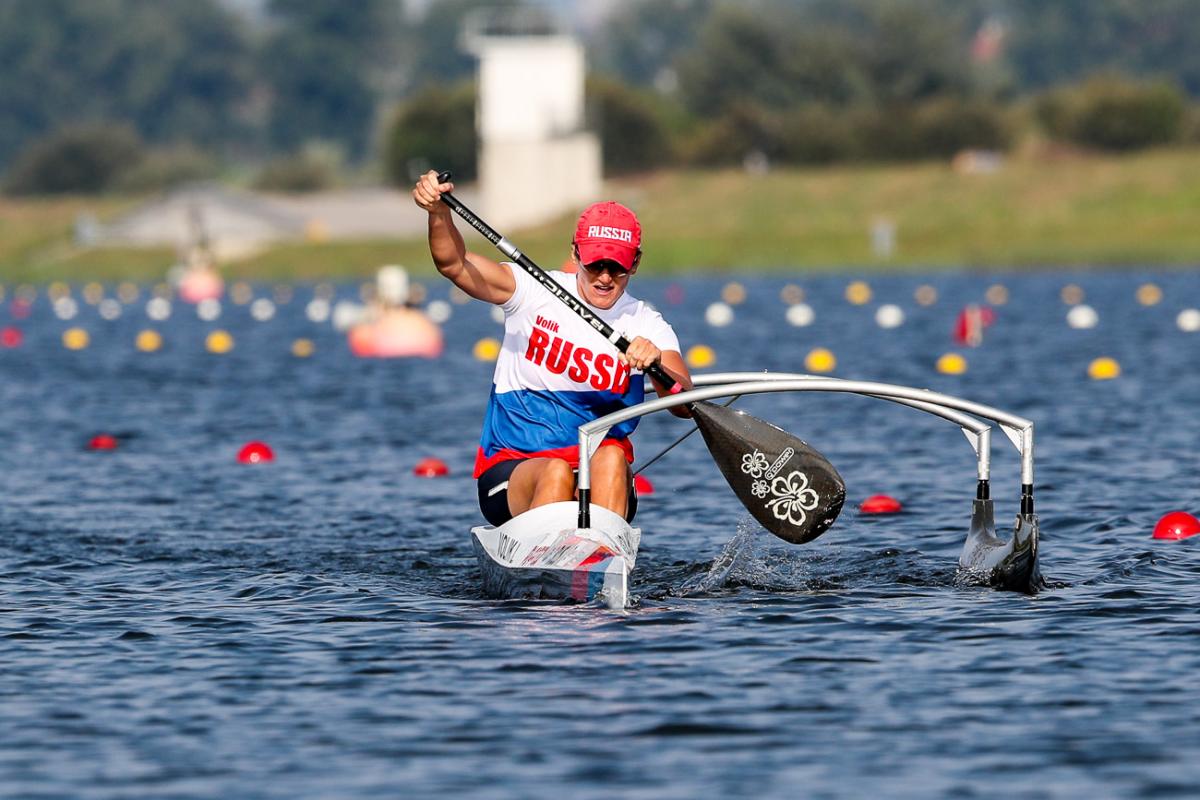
[{"xmin": 2, "ymin": 0, "xmax": 1199, "ymax": 281}]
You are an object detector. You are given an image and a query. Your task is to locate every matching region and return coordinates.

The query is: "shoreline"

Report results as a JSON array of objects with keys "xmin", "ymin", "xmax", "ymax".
[{"xmin": 3, "ymin": 146, "xmax": 1199, "ymax": 282}]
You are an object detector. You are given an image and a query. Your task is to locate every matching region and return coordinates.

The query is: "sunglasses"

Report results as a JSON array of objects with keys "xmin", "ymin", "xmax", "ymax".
[{"xmin": 580, "ymin": 260, "xmax": 631, "ymax": 278}]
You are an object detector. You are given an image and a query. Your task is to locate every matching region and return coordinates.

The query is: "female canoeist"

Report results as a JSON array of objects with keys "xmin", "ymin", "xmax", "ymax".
[{"xmin": 412, "ymin": 170, "xmax": 692, "ymax": 527}]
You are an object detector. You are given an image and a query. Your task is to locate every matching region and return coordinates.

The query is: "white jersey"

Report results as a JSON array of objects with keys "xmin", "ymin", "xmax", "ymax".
[{"xmin": 474, "ymin": 266, "xmax": 680, "ymax": 476}]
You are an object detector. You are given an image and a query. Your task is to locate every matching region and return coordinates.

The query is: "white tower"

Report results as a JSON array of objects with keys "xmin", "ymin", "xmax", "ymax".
[{"xmin": 465, "ymin": 13, "xmax": 602, "ymax": 231}]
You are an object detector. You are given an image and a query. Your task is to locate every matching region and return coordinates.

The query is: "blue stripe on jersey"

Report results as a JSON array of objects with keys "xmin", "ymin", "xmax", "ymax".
[{"xmin": 480, "ymin": 383, "xmax": 647, "ymax": 457}]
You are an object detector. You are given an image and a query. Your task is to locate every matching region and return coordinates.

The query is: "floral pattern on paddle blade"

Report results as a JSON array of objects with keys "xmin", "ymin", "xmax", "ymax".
[
  {"xmin": 751, "ymin": 479, "xmax": 769, "ymax": 498},
  {"xmin": 741, "ymin": 450, "xmax": 770, "ymax": 478},
  {"xmin": 764, "ymin": 470, "xmax": 821, "ymax": 527}
]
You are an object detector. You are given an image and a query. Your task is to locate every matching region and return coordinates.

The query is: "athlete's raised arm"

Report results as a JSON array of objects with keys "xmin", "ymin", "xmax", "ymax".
[{"xmin": 412, "ymin": 170, "xmax": 516, "ymax": 305}]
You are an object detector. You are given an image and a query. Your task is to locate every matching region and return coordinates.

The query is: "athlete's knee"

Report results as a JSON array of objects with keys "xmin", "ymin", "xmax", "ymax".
[
  {"xmin": 539, "ymin": 458, "xmax": 576, "ymax": 492},
  {"xmin": 590, "ymin": 445, "xmax": 629, "ymax": 477}
]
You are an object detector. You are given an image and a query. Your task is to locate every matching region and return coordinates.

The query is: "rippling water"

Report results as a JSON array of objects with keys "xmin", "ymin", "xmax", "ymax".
[{"xmin": 4, "ymin": 271, "xmax": 1200, "ymax": 798}]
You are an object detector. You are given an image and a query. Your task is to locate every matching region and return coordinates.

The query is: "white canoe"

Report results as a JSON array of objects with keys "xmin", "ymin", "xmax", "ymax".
[{"xmin": 471, "ymin": 501, "xmax": 641, "ymax": 609}]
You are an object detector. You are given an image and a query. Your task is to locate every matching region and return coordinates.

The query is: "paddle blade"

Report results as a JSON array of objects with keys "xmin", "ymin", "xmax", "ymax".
[{"xmin": 692, "ymin": 401, "xmax": 845, "ymax": 544}]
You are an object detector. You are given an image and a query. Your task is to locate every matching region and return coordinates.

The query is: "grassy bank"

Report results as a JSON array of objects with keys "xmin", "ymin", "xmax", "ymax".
[{"xmin": 4, "ymin": 147, "xmax": 1200, "ymax": 282}]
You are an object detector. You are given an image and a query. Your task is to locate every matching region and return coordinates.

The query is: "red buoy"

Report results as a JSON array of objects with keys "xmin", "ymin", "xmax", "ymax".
[
  {"xmin": 9, "ymin": 299, "xmax": 31, "ymax": 319},
  {"xmin": 87, "ymin": 434, "xmax": 118, "ymax": 451},
  {"xmin": 633, "ymin": 474, "xmax": 654, "ymax": 495},
  {"xmin": 1152, "ymin": 511, "xmax": 1200, "ymax": 541},
  {"xmin": 413, "ymin": 457, "xmax": 449, "ymax": 477},
  {"xmin": 237, "ymin": 441, "xmax": 274, "ymax": 464},
  {"xmin": 860, "ymin": 494, "xmax": 903, "ymax": 514},
  {"xmin": 1, "ymin": 326, "xmax": 22, "ymax": 348}
]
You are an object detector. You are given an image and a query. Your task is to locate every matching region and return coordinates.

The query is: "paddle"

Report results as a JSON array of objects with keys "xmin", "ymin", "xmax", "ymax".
[
  {"xmin": 634, "ymin": 395, "xmax": 741, "ymax": 476},
  {"xmin": 432, "ymin": 172, "xmax": 845, "ymax": 544}
]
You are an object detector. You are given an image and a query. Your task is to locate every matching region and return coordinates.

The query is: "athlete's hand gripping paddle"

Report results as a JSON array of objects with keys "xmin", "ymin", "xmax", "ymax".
[{"xmin": 432, "ymin": 171, "xmax": 845, "ymax": 544}]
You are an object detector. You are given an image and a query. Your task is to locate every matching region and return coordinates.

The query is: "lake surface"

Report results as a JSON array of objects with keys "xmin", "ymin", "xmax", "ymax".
[{"xmin": 3, "ymin": 270, "xmax": 1200, "ymax": 798}]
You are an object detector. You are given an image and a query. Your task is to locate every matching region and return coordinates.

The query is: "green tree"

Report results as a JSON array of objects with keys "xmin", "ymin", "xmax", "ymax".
[
  {"xmin": 405, "ymin": 0, "xmax": 521, "ymax": 90},
  {"xmin": 0, "ymin": 0, "xmax": 252, "ymax": 171},
  {"xmin": 1003, "ymin": 0, "xmax": 1200, "ymax": 95},
  {"xmin": 383, "ymin": 82, "xmax": 477, "ymax": 184},
  {"xmin": 591, "ymin": 0, "xmax": 713, "ymax": 90},
  {"xmin": 586, "ymin": 77, "xmax": 676, "ymax": 174},
  {"xmin": 261, "ymin": 0, "xmax": 404, "ymax": 158},
  {"xmin": 4, "ymin": 123, "xmax": 144, "ymax": 195},
  {"xmin": 1036, "ymin": 76, "xmax": 1186, "ymax": 151}
]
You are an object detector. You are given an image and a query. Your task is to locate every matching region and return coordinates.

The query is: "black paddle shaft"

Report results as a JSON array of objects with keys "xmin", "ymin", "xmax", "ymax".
[{"xmin": 434, "ymin": 172, "xmax": 681, "ymax": 394}]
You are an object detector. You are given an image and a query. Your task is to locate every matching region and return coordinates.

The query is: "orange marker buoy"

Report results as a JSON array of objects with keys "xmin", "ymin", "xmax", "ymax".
[
  {"xmin": 179, "ymin": 269, "xmax": 224, "ymax": 304},
  {"xmin": 348, "ymin": 310, "xmax": 444, "ymax": 358},
  {"xmin": 237, "ymin": 441, "xmax": 274, "ymax": 464},
  {"xmin": 1152, "ymin": 511, "xmax": 1200, "ymax": 540},
  {"xmin": 413, "ymin": 457, "xmax": 449, "ymax": 477},
  {"xmin": 860, "ymin": 494, "xmax": 902, "ymax": 514},
  {"xmin": 1, "ymin": 326, "xmax": 22, "ymax": 348},
  {"xmin": 88, "ymin": 434, "xmax": 119, "ymax": 451},
  {"xmin": 633, "ymin": 474, "xmax": 654, "ymax": 495}
]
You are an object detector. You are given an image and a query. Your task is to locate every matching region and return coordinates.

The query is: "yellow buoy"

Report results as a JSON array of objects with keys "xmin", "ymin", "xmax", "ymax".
[
  {"xmin": 845, "ymin": 280, "xmax": 872, "ymax": 305},
  {"xmin": 62, "ymin": 327, "xmax": 90, "ymax": 350},
  {"xmin": 686, "ymin": 344, "xmax": 716, "ymax": 369},
  {"xmin": 117, "ymin": 282, "xmax": 140, "ymax": 303},
  {"xmin": 1088, "ymin": 356, "xmax": 1120, "ymax": 380},
  {"xmin": 206, "ymin": 330, "xmax": 234, "ymax": 354},
  {"xmin": 720, "ymin": 282, "xmax": 747, "ymax": 305},
  {"xmin": 914, "ymin": 285, "xmax": 938, "ymax": 306},
  {"xmin": 473, "ymin": 337, "xmax": 501, "ymax": 362},
  {"xmin": 805, "ymin": 347, "xmax": 836, "ymax": 373},
  {"xmin": 135, "ymin": 329, "xmax": 162, "ymax": 353},
  {"xmin": 936, "ymin": 353, "xmax": 968, "ymax": 375},
  {"xmin": 83, "ymin": 282, "xmax": 104, "ymax": 305},
  {"xmin": 291, "ymin": 338, "xmax": 315, "ymax": 358},
  {"xmin": 48, "ymin": 281, "xmax": 70, "ymax": 301},
  {"xmin": 1136, "ymin": 283, "xmax": 1162, "ymax": 306}
]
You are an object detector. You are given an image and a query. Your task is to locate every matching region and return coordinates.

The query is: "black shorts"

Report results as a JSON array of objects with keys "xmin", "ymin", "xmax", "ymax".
[{"xmin": 477, "ymin": 459, "xmax": 638, "ymax": 527}]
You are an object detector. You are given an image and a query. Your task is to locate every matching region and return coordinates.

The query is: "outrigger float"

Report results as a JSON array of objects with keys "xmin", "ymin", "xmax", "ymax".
[{"xmin": 472, "ymin": 371, "xmax": 1042, "ymax": 608}]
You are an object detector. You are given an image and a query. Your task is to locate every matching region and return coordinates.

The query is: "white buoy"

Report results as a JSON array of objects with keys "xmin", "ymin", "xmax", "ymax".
[
  {"xmin": 875, "ymin": 304, "xmax": 905, "ymax": 329},
  {"xmin": 377, "ymin": 265, "xmax": 409, "ymax": 306},
  {"xmin": 306, "ymin": 298, "xmax": 331, "ymax": 323},
  {"xmin": 785, "ymin": 303, "xmax": 814, "ymax": 327},
  {"xmin": 146, "ymin": 297, "xmax": 172, "ymax": 321},
  {"xmin": 197, "ymin": 298, "xmax": 222, "ymax": 321},
  {"xmin": 425, "ymin": 299, "xmax": 452, "ymax": 324},
  {"xmin": 705, "ymin": 301, "xmax": 734, "ymax": 327},
  {"xmin": 490, "ymin": 305, "xmax": 506, "ymax": 324},
  {"xmin": 332, "ymin": 300, "xmax": 365, "ymax": 331},
  {"xmin": 1066, "ymin": 304, "xmax": 1098, "ymax": 329},
  {"xmin": 54, "ymin": 297, "xmax": 79, "ymax": 320},
  {"xmin": 98, "ymin": 298, "xmax": 122, "ymax": 320},
  {"xmin": 250, "ymin": 298, "xmax": 276, "ymax": 322},
  {"xmin": 1177, "ymin": 309, "xmax": 1200, "ymax": 332}
]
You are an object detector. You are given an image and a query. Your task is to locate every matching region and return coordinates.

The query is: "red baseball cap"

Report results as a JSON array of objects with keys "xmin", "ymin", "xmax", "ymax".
[{"xmin": 573, "ymin": 201, "xmax": 642, "ymax": 270}]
